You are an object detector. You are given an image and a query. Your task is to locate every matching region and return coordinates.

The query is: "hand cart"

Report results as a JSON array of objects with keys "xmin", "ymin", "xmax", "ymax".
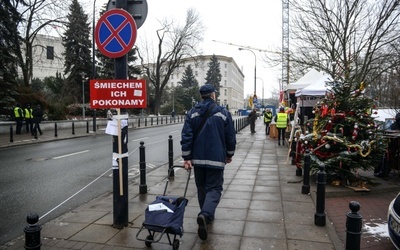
[{"xmin": 136, "ymin": 166, "xmax": 191, "ymax": 250}]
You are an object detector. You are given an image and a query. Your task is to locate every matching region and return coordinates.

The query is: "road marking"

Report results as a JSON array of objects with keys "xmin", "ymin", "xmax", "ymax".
[
  {"xmin": 52, "ymin": 150, "xmax": 90, "ymax": 159},
  {"xmin": 40, "ymin": 167, "xmax": 112, "ymax": 220},
  {"xmin": 132, "ymin": 137, "xmax": 148, "ymax": 142}
]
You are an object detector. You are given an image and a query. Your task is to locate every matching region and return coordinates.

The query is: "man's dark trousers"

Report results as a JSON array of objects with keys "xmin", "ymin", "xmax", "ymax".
[{"xmin": 193, "ymin": 167, "xmax": 224, "ymax": 222}]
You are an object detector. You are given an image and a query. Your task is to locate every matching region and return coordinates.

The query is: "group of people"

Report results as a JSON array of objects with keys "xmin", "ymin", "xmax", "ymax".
[
  {"xmin": 248, "ymin": 106, "xmax": 289, "ymax": 146},
  {"xmin": 13, "ymin": 103, "xmax": 44, "ymax": 138}
]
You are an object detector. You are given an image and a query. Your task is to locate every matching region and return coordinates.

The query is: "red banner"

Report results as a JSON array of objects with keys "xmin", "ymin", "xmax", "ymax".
[{"xmin": 90, "ymin": 79, "xmax": 147, "ymax": 109}]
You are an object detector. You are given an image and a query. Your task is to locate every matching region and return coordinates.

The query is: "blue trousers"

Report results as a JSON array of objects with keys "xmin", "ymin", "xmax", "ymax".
[{"xmin": 193, "ymin": 167, "xmax": 224, "ymax": 222}]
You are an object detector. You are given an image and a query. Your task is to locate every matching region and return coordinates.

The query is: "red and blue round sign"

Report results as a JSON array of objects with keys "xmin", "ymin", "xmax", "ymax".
[{"xmin": 95, "ymin": 9, "xmax": 137, "ymax": 58}]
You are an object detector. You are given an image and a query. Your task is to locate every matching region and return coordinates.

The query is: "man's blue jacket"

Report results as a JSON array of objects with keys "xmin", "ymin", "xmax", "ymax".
[{"xmin": 181, "ymin": 98, "xmax": 236, "ymax": 169}]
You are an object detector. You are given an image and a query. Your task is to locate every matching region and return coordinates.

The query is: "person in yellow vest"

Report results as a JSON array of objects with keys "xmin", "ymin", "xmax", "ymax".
[
  {"xmin": 24, "ymin": 103, "xmax": 33, "ymax": 134},
  {"xmin": 274, "ymin": 107, "xmax": 289, "ymax": 146},
  {"xmin": 13, "ymin": 103, "xmax": 24, "ymax": 134},
  {"xmin": 263, "ymin": 108, "xmax": 273, "ymax": 135}
]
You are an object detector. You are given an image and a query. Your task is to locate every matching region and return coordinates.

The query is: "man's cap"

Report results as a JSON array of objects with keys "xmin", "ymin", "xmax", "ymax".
[{"xmin": 199, "ymin": 84, "xmax": 216, "ymax": 95}]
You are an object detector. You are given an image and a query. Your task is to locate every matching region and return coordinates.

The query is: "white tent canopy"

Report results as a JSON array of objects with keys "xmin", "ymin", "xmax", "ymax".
[
  {"xmin": 286, "ymin": 69, "xmax": 326, "ymax": 92},
  {"xmin": 295, "ymin": 74, "xmax": 332, "ymax": 97}
]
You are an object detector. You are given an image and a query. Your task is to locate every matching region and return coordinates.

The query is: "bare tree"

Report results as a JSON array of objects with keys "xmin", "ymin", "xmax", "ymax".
[
  {"xmin": 289, "ymin": 0, "xmax": 400, "ymax": 99},
  {"xmin": 12, "ymin": 0, "xmax": 68, "ymax": 86},
  {"xmin": 137, "ymin": 8, "xmax": 204, "ymax": 115}
]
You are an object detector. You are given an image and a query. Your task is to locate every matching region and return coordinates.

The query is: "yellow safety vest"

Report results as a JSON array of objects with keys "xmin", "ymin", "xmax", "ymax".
[
  {"xmin": 14, "ymin": 107, "xmax": 22, "ymax": 118},
  {"xmin": 24, "ymin": 108, "xmax": 33, "ymax": 118},
  {"xmin": 264, "ymin": 112, "xmax": 272, "ymax": 123},
  {"xmin": 276, "ymin": 113, "xmax": 288, "ymax": 128}
]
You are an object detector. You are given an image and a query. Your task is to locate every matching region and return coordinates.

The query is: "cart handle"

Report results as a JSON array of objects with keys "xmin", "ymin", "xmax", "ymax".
[{"xmin": 164, "ymin": 165, "xmax": 192, "ymax": 197}]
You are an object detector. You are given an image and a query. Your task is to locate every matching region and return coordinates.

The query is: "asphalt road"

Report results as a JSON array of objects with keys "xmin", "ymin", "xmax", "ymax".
[{"xmin": 0, "ymin": 124, "xmax": 183, "ymax": 245}]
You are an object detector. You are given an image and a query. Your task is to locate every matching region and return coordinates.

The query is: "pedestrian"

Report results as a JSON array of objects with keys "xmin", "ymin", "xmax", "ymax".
[
  {"xmin": 263, "ymin": 108, "xmax": 273, "ymax": 135},
  {"xmin": 275, "ymin": 107, "xmax": 289, "ymax": 146},
  {"xmin": 13, "ymin": 103, "xmax": 23, "ymax": 134},
  {"xmin": 248, "ymin": 108, "xmax": 257, "ymax": 133},
  {"xmin": 32, "ymin": 104, "xmax": 44, "ymax": 139},
  {"xmin": 107, "ymin": 109, "xmax": 113, "ymax": 120},
  {"xmin": 24, "ymin": 103, "xmax": 33, "ymax": 134},
  {"xmin": 181, "ymin": 84, "xmax": 236, "ymax": 241}
]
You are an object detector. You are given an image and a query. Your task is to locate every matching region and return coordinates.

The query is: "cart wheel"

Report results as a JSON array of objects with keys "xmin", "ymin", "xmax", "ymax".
[
  {"xmin": 173, "ymin": 239, "xmax": 180, "ymax": 250},
  {"xmin": 145, "ymin": 235, "xmax": 153, "ymax": 247}
]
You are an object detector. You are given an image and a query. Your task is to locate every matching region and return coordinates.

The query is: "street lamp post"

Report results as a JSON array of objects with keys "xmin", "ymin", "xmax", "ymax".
[
  {"xmin": 80, "ymin": 72, "xmax": 86, "ymax": 119},
  {"xmin": 238, "ymin": 48, "xmax": 257, "ymax": 100},
  {"xmin": 257, "ymin": 77, "xmax": 264, "ymax": 108}
]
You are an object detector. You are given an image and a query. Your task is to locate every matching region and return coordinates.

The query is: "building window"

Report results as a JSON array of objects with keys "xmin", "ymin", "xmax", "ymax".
[
  {"xmin": 47, "ymin": 46, "xmax": 54, "ymax": 60},
  {"xmin": 195, "ymin": 71, "xmax": 198, "ymax": 76},
  {"xmin": 224, "ymin": 89, "xmax": 227, "ymax": 96}
]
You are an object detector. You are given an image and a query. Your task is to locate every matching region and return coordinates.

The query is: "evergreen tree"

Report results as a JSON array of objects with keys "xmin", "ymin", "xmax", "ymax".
[
  {"xmin": 204, "ymin": 54, "xmax": 222, "ymax": 92},
  {"xmin": 0, "ymin": 0, "xmax": 22, "ymax": 110},
  {"xmin": 176, "ymin": 65, "xmax": 199, "ymax": 111},
  {"xmin": 96, "ymin": 47, "xmax": 141, "ymax": 79},
  {"xmin": 300, "ymin": 80, "xmax": 387, "ymax": 183},
  {"xmin": 180, "ymin": 65, "xmax": 198, "ymax": 88},
  {"xmin": 62, "ymin": 0, "xmax": 92, "ymax": 104}
]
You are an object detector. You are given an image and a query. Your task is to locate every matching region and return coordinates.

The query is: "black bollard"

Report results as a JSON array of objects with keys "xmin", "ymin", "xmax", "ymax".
[
  {"xmin": 157, "ymin": 116, "xmax": 159, "ymax": 125},
  {"xmin": 302, "ymin": 149, "xmax": 310, "ymax": 194},
  {"xmin": 54, "ymin": 123, "xmax": 58, "ymax": 137},
  {"xmin": 93, "ymin": 110, "xmax": 96, "ymax": 132},
  {"xmin": 145, "ymin": 117, "xmax": 147, "ymax": 127},
  {"xmin": 72, "ymin": 122, "xmax": 75, "ymax": 135},
  {"xmin": 10, "ymin": 125, "xmax": 13, "ymax": 142},
  {"xmin": 295, "ymin": 141, "xmax": 302, "ymax": 176},
  {"xmin": 314, "ymin": 163, "xmax": 326, "ymax": 226},
  {"xmin": 291, "ymin": 139, "xmax": 297, "ymax": 166},
  {"xmin": 346, "ymin": 201, "xmax": 362, "ymax": 250},
  {"xmin": 168, "ymin": 135, "xmax": 174, "ymax": 177},
  {"xmin": 24, "ymin": 213, "xmax": 41, "ymax": 250},
  {"xmin": 151, "ymin": 117, "xmax": 153, "ymax": 126},
  {"xmin": 86, "ymin": 121, "xmax": 89, "ymax": 133},
  {"xmin": 138, "ymin": 118, "xmax": 141, "ymax": 128},
  {"xmin": 139, "ymin": 141, "xmax": 147, "ymax": 194}
]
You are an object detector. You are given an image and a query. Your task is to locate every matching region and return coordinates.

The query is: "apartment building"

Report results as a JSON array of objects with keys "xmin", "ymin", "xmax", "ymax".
[{"xmin": 166, "ymin": 55, "xmax": 245, "ymax": 111}]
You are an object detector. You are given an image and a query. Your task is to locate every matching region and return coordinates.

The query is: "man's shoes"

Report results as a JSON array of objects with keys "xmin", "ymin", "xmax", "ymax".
[
  {"xmin": 197, "ymin": 214, "xmax": 208, "ymax": 240},
  {"xmin": 278, "ymin": 142, "xmax": 281, "ymax": 146}
]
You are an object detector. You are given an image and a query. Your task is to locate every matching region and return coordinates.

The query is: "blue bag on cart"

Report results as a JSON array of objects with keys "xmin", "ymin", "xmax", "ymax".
[{"xmin": 144, "ymin": 195, "xmax": 188, "ymax": 236}]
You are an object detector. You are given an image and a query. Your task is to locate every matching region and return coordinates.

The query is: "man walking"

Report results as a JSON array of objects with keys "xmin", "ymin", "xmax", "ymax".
[
  {"xmin": 181, "ymin": 84, "xmax": 236, "ymax": 241},
  {"xmin": 32, "ymin": 104, "xmax": 44, "ymax": 139}
]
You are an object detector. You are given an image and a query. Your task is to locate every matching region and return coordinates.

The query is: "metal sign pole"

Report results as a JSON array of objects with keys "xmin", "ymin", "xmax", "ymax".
[{"xmin": 112, "ymin": 0, "xmax": 129, "ymax": 230}]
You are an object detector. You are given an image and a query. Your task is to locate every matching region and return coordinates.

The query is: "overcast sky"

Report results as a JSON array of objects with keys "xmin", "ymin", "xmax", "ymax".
[{"xmin": 85, "ymin": 0, "xmax": 283, "ymax": 98}]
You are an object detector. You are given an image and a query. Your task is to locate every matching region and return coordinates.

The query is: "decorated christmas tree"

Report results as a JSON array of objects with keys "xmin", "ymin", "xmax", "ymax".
[{"xmin": 300, "ymin": 80, "xmax": 387, "ymax": 184}]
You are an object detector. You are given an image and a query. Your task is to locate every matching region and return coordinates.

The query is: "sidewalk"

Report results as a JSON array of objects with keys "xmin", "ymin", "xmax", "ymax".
[{"xmin": 1, "ymin": 120, "xmax": 399, "ymax": 249}]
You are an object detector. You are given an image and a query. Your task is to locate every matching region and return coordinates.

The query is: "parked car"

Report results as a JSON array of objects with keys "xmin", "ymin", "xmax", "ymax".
[{"xmin": 388, "ymin": 192, "xmax": 400, "ymax": 249}]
